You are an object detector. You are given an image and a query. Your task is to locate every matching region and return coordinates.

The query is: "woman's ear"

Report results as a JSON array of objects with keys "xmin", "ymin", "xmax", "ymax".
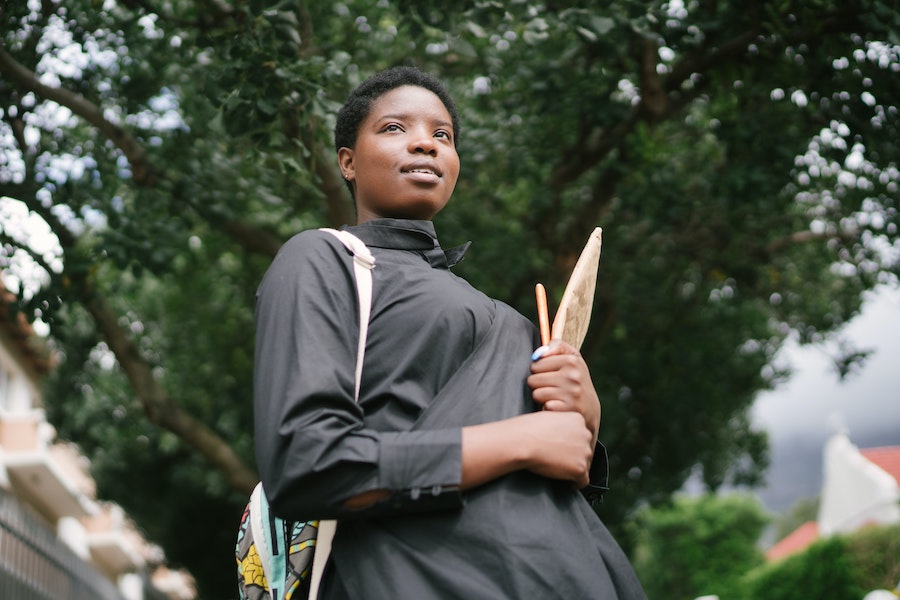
[{"xmin": 337, "ymin": 147, "xmax": 355, "ymax": 182}]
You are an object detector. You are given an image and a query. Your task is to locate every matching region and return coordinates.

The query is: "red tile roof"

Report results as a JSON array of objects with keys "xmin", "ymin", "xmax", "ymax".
[
  {"xmin": 0, "ymin": 281, "xmax": 53, "ymax": 376},
  {"xmin": 860, "ymin": 446, "xmax": 900, "ymax": 486},
  {"xmin": 766, "ymin": 444, "xmax": 900, "ymax": 563},
  {"xmin": 766, "ymin": 521, "xmax": 819, "ymax": 561}
]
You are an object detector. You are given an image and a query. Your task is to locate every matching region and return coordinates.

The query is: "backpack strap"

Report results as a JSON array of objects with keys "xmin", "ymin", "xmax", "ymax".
[
  {"xmin": 308, "ymin": 228, "xmax": 375, "ymax": 600},
  {"xmin": 319, "ymin": 228, "xmax": 375, "ymax": 402},
  {"xmin": 247, "ymin": 481, "xmax": 283, "ymax": 600},
  {"xmin": 239, "ymin": 229, "xmax": 374, "ymax": 600}
]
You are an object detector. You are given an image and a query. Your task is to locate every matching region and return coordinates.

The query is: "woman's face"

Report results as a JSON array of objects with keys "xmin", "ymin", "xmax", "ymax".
[{"xmin": 338, "ymin": 85, "xmax": 460, "ymax": 223}]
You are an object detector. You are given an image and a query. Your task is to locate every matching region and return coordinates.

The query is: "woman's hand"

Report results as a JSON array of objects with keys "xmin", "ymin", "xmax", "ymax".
[
  {"xmin": 461, "ymin": 411, "xmax": 594, "ymax": 490},
  {"xmin": 516, "ymin": 411, "xmax": 595, "ymax": 488},
  {"xmin": 527, "ymin": 341, "xmax": 601, "ymax": 444},
  {"xmin": 458, "ymin": 342, "xmax": 601, "ymax": 492}
]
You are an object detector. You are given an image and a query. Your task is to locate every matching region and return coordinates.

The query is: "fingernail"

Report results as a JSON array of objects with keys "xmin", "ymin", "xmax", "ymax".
[{"xmin": 531, "ymin": 345, "xmax": 549, "ymax": 361}]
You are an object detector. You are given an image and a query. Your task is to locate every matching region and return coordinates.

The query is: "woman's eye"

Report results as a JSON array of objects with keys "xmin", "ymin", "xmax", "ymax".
[
  {"xmin": 435, "ymin": 130, "xmax": 451, "ymax": 140},
  {"xmin": 384, "ymin": 124, "xmax": 402, "ymax": 132}
]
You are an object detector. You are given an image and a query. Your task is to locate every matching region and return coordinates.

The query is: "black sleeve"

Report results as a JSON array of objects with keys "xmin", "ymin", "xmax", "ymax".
[{"xmin": 253, "ymin": 231, "xmax": 463, "ymax": 522}]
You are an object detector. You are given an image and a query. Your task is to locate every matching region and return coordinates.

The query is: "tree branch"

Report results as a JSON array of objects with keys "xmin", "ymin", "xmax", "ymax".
[
  {"xmin": 543, "ymin": 3, "xmax": 868, "ymax": 299},
  {"xmin": 9, "ymin": 169, "xmax": 259, "ymax": 494},
  {"xmin": 221, "ymin": 220, "xmax": 284, "ymax": 258},
  {"xmin": 0, "ymin": 43, "xmax": 158, "ymax": 186},
  {"xmin": 639, "ymin": 37, "xmax": 668, "ymax": 123},
  {"xmin": 662, "ymin": 29, "xmax": 759, "ymax": 96},
  {"xmin": 296, "ymin": 3, "xmax": 317, "ymax": 58},
  {"xmin": 0, "ymin": 231, "xmax": 58, "ymax": 279},
  {"xmin": 313, "ymin": 140, "xmax": 356, "ymax": 227},
  {"xmin": 281, "ymin": 98, "xmax": 355, "ymax": 228},
  {"xmin": 0, "ymin": 181, "xmax": 40, "ymax": 205},
  {"xmin": 81, "ymin": 284, "xmax": 258, "ymax": 494},
  {"xmin": 765, "ymin": 229, "xmax": 835, "ymax": 255},
  {"xmin": 549, "ymin": 2, "xmax": 860, "ymax": 193},
  {"xmin": 548, "ymin": 113, "xmax": 638, "ymax": 191},
  {"xmin": 121, "ymin": 0, "xmax": 236, "ymax": 30},
  {"xmin": 13, "ymin": 184, "xmax": 78, "ymax": 251},
  {"xmin": 1, "ymin": 98, "xmax": 29, "ymax": 153},
  {"xmin": 0, "ymin": 44, "xmax": 287, "ymax": 261}
]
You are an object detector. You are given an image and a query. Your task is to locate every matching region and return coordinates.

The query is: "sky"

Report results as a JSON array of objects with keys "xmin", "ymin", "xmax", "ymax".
[{"xmin": 751, "ymin": 284, "xmax": 900, "ymax": 513}]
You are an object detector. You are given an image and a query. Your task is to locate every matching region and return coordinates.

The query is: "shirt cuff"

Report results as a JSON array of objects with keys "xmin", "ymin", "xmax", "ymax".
[
  {"xmin": 376, "ymin": 428, "xmax": 464, "ymax": 513},
  {"xmin": 581, "ymin": 441, "xmax": 610, "ymax": 505}
]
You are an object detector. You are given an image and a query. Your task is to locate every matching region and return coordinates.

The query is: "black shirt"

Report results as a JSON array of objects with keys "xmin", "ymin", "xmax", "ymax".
[
  {"xmin": 255, "ymin": 219, "xmax": 487, "ymax": 519},
  {"xmin": 253, "ymin": 219, "xmax": 645, "ymax": 599}
]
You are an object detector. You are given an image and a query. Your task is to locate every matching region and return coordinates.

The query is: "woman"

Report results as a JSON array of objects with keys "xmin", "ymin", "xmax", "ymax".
[{"xmin": 254, "ymin": 66, "xmax": 646, "ymax": 599}]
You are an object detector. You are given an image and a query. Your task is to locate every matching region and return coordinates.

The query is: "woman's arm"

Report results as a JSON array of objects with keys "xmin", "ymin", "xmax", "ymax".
[
  {"xmin": 339, "ymin": 343, "xmax": 604, "ymax": 511},
  {"xmin": 258, "ymin": 234, "xmax": 599, "ymax": 518},
  {"xmin": 462, "ymin": 341, "xmax": 601, "ymax": 491},
  {"xmin": 461, "ymin": 410, "xmax": 594, "ymax": 489},
  {"xmin": 343, "ymin": 410, "xmax": 594, "ymax": 509},
  {"xmin": 256, "ymin": 233, "xmax": 464, "ymax": 521}
]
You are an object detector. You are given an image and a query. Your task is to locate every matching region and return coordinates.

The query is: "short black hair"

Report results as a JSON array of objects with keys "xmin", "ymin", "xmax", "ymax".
[{"xmin": 334, "ymin": 66, "xmax": 460, "ymax": 154}]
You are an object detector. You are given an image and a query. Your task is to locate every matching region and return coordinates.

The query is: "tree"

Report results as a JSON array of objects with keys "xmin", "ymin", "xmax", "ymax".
[
  {"xmin": 630, "ymin": 493, "xmax": 769, "ymax": 600},
  {"xmin": 2, "ymin": 1, "xmax": 898, "ymax": 595},
  {"xmin": 744, "ymin": 524, "xmax": 900, "ymax": 600},
  {"xmin": 772, "ymin": 495, "xmax": 820, "ymax": 544}
]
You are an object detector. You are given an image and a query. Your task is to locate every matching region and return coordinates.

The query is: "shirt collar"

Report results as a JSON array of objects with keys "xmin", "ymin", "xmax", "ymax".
[{"xmin": 344, "ymin": 219, "xmax": 471, "ymax": 269}]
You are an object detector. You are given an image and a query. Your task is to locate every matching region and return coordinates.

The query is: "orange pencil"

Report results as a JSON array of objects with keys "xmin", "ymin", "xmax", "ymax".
[{"xmin": 535, "ymin": 283, "xmax": 551, "ymax": 346}]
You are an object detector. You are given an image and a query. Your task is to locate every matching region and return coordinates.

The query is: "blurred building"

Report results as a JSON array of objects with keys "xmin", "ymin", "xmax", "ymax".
[
  {"xmin": 0, "ymin": 284, "xmax": 196, "ymax": 600},
  {"xmin": 766, "ymin": 431, "xmax": 900, "ymax": 561}
]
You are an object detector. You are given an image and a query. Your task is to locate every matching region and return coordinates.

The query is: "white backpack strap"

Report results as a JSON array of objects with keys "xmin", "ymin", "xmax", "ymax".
[
  {"xmin": 248, "ymin": 482, "xmax": 279, "ymax": 600},
  {"xmin": 319, "ymin": 228, "xmax": 375, "ymax": 401},
  {"xmin": 310, "ymin": 228, "xmax": 375, "ymax": 600},
  {"xmin": 308, "ymin": 519, "xmax": 336, "ymax": 600}
]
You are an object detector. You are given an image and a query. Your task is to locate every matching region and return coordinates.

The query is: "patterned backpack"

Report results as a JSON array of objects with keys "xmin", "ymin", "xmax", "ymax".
[{"xmin": 236, "ymin": 229, "xmax": 374, "ymax": 600}]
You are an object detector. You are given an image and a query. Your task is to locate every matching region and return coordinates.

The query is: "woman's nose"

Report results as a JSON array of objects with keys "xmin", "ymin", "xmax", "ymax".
[{"xmin": 408, "ymin": 130, "xmax": 437, "ymax": 155}]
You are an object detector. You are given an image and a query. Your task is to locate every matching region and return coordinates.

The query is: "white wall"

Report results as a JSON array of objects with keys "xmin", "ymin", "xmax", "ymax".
[{"xmin": 818, "ymin": 433, "xmax": 900, "ymax": 535}]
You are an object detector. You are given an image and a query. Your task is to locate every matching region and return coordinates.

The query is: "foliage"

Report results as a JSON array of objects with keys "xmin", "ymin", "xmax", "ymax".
[
  {"xmin": 771, "ymin": 495, "xmax": 820, "ymax": 544},
  {"xmin": 746, "ymin": 536, "xmax": 863, "ymax": 600},
  {"xmin": 745, "ymin": 523, "xmax": 900, "ymax": 600},
  {"xmin": 630, "ymin": 493, "xmax": 769, "ymax": 600},
  {"xmin": 843, "ymin": 523, "xmax": 900, "ymax": 592},
  {"xmin": 2, "ymin": 0, "xmax": 899, "ymax": 595},
  {"xmin": 41, "ymin": 226, "xmax": 262, "ymax": 579}
]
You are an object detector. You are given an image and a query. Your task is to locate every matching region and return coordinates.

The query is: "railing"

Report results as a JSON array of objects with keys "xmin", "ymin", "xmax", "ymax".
[{"xmin": 0, "ymin": 486, "xmax": 124, "ymax": 600}]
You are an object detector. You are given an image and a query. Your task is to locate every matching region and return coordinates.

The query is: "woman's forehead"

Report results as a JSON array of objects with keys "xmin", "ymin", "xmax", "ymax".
[{"xmin": 367, "ymin": 86, "xmax": 452, "ymax": 122}]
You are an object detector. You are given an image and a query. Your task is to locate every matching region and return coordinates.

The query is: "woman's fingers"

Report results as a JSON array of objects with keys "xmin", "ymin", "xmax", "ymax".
[
  {"xmin": 528, "ymin": 355, "xmax": 591, "ymax": 405},
  {"xmin": 541, "ymin": 399, "xmax": 568, "ymax": 412},
  {"xmin": 528, "ymin": 341, "xmax": 601, "ymax": 440},
  {"xmin": 530, "ymin": 340, "xmax": 579, "ymax": 363},
  {"xmin": 519, "ymin": 412, "xmax": 594, "ymax": 486}
]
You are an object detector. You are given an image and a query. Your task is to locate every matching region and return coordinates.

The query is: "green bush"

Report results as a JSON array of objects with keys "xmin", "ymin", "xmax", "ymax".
[
  {"xmin": 631, "ymin": 494, "xmax": 768, "ymax": 600},
  {"xmin": 844, "ymin": 523, "xmax": 900, "ymax": 592},
  {"xmin": 746, "ymin": 537, "xmax": 861, "ymax": 600},
  {"xmin": 744, "ymin": 523, "xmax": 900, "ymax": 600}
]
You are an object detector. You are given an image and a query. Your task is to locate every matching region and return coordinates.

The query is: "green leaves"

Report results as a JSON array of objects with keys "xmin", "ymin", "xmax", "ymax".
[
  {"xmin": 2, "ymin": 1, "xmax": 898, "ymax": 596},
  {"xmin": 632, "ymin": 494, "xmax": 769, "ymax": 600}
]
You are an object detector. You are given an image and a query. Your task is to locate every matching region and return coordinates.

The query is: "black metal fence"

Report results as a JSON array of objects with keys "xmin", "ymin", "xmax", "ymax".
[{"xmin": 0, "ymin": 486, "xmax": 125, "ymax": 600}]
